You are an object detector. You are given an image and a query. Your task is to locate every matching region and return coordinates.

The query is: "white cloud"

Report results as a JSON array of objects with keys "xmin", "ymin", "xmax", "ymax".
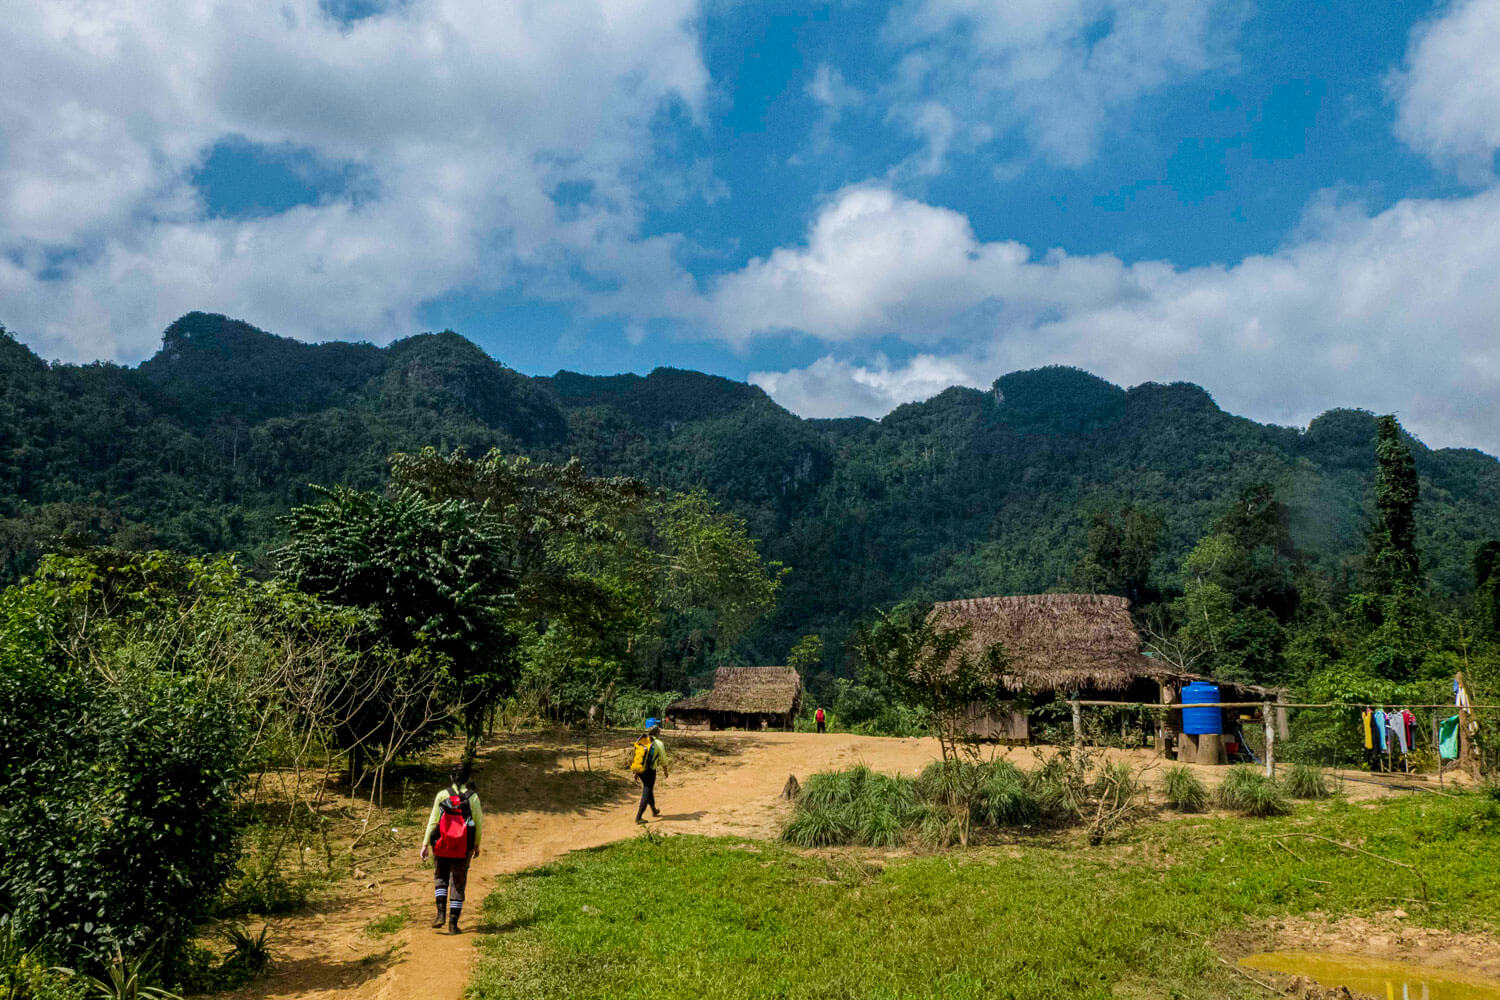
[
  {"xmin": 883, "ymin": 0, "xmax": 1245, "ymax": 169},
  {"xmin": 697, "ymin": 184, "xmax": 1500, "ymax": 454},
  {"xmin": 807, "ymin": 64, "xmax": 862, "ymax": 113},
  {"xmin": 750, "ymin": 353, "xmax": 984, "ymax": 418},
  {"xmin": 0, "ymin": 0, "xmax": 707, "ymax": 362},
  {"xmin": 1389, "ymin": 0, "xmax": 1500, "ymax": 181}
]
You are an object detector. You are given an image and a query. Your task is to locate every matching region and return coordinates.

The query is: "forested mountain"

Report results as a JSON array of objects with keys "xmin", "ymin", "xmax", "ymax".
[{"xmin": 5, "ymin": 311, "xmax": 1500, "ymax": 666}]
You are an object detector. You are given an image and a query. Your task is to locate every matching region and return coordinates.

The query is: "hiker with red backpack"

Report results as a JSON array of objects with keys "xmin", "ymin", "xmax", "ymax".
[
  {"xmin": 815, "ymin": 706, "xmax": 826, "ymax": 733},
  {"xmin": 419, "ymin": 763, "xmax": 483, "ymax": 934},
  {"xmin": 630, "ymin": 719, "xmax": 669, "ymax": 824}
]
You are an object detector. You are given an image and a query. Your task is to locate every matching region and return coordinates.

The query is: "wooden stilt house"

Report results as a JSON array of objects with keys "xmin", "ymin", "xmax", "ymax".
[{"xmin": 929, "ymin": 594, "xmax": 1283, "ymax": 754}]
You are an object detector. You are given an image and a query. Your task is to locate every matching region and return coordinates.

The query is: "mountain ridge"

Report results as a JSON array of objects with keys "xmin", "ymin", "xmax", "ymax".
[{"xmin": 3, "ymin": 312, "xmax": 1499, "ymax": 661}]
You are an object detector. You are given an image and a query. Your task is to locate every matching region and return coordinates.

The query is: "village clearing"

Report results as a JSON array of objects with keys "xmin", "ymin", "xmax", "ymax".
[{"xmin": 224, "ymin": 731, "xmax": 1500, "ymax": 1000}]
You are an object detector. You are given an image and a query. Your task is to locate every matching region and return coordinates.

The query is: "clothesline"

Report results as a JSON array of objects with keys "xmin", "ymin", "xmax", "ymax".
[{"xmin": 1070, "ymin": 700, "xmax": 1495, "ymax": 710}]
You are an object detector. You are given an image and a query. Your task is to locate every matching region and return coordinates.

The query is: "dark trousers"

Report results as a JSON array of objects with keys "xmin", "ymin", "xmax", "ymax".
[
  {"xmin": 434, "ymin": 855, "xmax": 470, "ymax": 916},
  {"xmin": 816, "ymin": 719, "xmax": 825, "ymax": 733},
  {"xmin": 636, "ymin": 770, "xmax": 658, "ymax": 820}
]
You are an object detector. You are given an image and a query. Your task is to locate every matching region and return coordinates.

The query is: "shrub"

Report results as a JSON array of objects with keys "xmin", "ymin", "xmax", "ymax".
[
  {"xmin": 1162, "ymin": 766, "xmax": 1209, "ymax": 812},
  {"xmin": 0, "ymin": 649, "xmax": 243, "ymax": 968},
  {"xmin": 1216, "ymin": 765, "xmax": 1292, "ymax": 817},
  {"xmin": 1281, "ymin": 763, "xmax": 1331, "ymax": 800}
]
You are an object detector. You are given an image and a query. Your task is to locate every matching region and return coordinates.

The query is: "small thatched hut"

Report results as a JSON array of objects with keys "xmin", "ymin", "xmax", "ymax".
[
  {"xmin": 666, "ymin": 666, "xmax": 803, "ymax": 731},
  {"xmin": 928, "ymin": 593, "xmax": 1171, "ymax": 743}
]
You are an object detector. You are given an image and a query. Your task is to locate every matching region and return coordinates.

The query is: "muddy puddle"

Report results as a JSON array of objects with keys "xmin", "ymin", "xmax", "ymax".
[{"xmin": 1241, "ymin": 950, "xmax": 1500, "ymax": 999}]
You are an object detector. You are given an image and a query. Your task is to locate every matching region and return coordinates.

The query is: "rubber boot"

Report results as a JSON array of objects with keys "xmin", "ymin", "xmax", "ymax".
[
  {"xmin": 448, "ymin": 910, "xmax": 462, "ymax": 935},
  {"xmin": 431, "ymin": 901, "xmax": 446, "ymax": 928}
]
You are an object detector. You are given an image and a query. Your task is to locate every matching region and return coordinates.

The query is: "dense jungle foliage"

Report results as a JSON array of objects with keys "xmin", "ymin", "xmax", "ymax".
[{"xmin": 6, "ymin": 312, "xmax": 1500, "ymax": 675}]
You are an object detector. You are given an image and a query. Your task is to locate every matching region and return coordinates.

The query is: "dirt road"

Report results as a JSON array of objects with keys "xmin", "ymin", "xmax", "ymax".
[{"xmin": 232, "ymin": 731, "xmax": 1413, "ymax": 1000}]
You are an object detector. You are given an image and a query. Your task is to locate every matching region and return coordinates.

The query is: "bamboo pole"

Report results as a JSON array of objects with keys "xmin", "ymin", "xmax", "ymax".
[
  {"xmin": 1263, "ymin": 700, "xmax": 1275, "ymax": 778},
  {"xmin": 1070, "ymin": 699, "xmax": 1083, "ymax": 746}
]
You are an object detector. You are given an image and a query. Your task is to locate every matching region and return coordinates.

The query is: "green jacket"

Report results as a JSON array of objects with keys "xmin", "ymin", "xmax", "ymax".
[
  {"xmin": 646, "ymin": 738, "xmax": 668, "ymax": 773},
  {"xmin": 422, "ymin": 784, "xmax": 484, "ymax": 850}
]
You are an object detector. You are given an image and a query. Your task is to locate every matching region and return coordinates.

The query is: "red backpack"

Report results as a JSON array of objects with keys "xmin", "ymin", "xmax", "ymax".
[{"xmin": 433, "ymin": 785, "xmax": 475, "ymax": 858}]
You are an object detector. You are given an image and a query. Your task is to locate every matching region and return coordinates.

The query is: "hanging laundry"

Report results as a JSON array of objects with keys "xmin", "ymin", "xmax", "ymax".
[
  {"xmin": 1372, "ymin": 709, "xmax": 1388, "ymax": 752},
  {"xmin": 1391, "ymin": 711, "xmax": 1408, "ymax": 754},
  {"xmin": 1361, "ymin": 708, "xmax": 1373, "ymax": 750},
  {"xmin": 1401, "ymin": 708, "xmax": 1416, "ymax": 750},
  {"xmin": 1439, "ymin": 715, "xmax": 1461, "ymax": 760}
]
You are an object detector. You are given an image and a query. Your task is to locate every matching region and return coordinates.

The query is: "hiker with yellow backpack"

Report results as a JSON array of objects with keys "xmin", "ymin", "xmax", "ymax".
[{"xmin": 631, "ymin": 719, "xmax": 669, "ymax": 823}]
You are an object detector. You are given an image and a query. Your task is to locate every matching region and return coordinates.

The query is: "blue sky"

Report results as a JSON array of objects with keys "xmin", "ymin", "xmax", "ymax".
[{"xmin": 4, "ymin": 0, "xmax": 1500, "ymax": 453}]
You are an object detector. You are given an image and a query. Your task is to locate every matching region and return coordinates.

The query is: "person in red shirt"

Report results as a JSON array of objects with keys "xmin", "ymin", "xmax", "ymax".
[{"xmin": 815, "ymin": 706, "xmax": 826, "ymax": 733}]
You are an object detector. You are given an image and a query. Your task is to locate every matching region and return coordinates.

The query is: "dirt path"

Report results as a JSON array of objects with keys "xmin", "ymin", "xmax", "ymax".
[{"xmin": 231, "ymin": 732, "xmax": 1413, "ymax": 1000}]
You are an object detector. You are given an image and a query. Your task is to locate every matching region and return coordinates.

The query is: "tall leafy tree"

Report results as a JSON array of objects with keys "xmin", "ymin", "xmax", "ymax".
[
  {"xmin": 1071, "ymin": 504, "xmax": 1165, "ymax": 605},
  {"xmin": 1474, "ymin": 541, "xmax": 1500, "ymax": 639},
  {"xmin": 383, "ymin": 449, "xmax": 785, "ymax": 715},
  {"xmin": 1213, "ymin": 481, "xmax": 1303, "ymax": 620},
  {"xmin": 276, "ymin": 486, "xmax": 518, "ymax": 740},
  {"xmin": 1366, "ymin": 414, "xmax": 1422, "ymax": 595}
]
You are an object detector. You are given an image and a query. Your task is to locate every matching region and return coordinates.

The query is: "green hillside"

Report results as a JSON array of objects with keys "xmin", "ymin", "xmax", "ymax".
[{"xmin": 4, "ymin": 311, "xmax": 1500, "ymax": 666}]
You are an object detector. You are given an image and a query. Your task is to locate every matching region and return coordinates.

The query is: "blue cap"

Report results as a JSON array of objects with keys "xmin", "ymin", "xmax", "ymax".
[{"xmin": 645, "ymin": 717, "xmax": 659, "ymax": 729}]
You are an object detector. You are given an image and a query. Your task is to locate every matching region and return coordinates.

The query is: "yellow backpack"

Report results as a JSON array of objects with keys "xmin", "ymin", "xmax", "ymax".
[{"xmin": 629, "ymin": 735, "xmax": 655, "ymax": 773}]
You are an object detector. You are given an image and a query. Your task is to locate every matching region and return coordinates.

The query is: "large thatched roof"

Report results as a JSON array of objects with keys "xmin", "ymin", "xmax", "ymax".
[
  {"xmin": 667, "ymin": 666, "xmax": 803, "ymax": 716},
  {"xmin": 929, "ymin": 593, "xmax": 1168, "ymax": 693}
]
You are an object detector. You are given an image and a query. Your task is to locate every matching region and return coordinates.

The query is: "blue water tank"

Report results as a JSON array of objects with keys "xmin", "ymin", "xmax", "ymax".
[{"xmin": 1181, "ymin": 682, "xmax": 1223, "ymax": 735}]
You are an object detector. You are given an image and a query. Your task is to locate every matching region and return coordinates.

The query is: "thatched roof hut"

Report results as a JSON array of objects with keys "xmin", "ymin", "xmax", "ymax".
[
  {"xmin": 929, "ymin": 593, "xmax": 1166, "ymax": 695},
  {"xmin": 666, "ymin": 666, "xmax": 803, "ymax": 731},
  {"xmin": 928, "ymin": 593, "xmax": 1284, "ymax": 755}
]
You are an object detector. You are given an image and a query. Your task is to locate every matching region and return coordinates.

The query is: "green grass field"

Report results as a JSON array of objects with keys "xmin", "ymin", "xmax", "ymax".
[{"xmin": 469, "ymin": 792, "xmax": 1500, "ymax": 1000}]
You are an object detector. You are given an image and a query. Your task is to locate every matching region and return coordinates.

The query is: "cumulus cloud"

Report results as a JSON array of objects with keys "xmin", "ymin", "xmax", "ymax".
[
  {"xmin": 711, "ymin": 183, "xmax": 1500, "ymax": 454},
  {"xmin": 0, "ymin": 0, "xmax": 706, "ymax": 362},
  {"xmin": 883, "ymin": 0, "xmax": 1245, "ymax": 169},
  {"xmin": 1389, "ymin": 0, "xmax": 1500, "ymax": 181},
  {"xmin": 750, "ymin": 353, "xmax": 984, "ymax": 419}
]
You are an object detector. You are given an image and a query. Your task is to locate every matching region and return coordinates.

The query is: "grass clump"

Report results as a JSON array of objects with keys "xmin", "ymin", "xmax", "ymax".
[
  {"xmin": 1281, "ymin": 763, "xmax": 1331, "ymax": 800},
  {"xmin": 782, "ymin": 766, "xmax": 923, "ymax": 848},
  {"xmin": 787, "ymin": 756, "xmax": 1119, "ymax": 850},
  {"xmin": 1216, "ymin": 765, "xmax": 1292, "ymax": 817},
  {"xmin": 973, "ymin": 761, "xmax": 1040, "ymax": 827},
  {"xmin": 364, "ymin": 905, "xmax": 412, "ymax": 938},
  {"xmin": 1162, "ymin": 765, "xmax": 1209, "ymax": 812}
]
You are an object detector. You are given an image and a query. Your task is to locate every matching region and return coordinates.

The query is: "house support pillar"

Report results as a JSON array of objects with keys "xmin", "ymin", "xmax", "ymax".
[{"xmin": 1155, "ymin": 681, "xmax": 1178, "ymax": 758}]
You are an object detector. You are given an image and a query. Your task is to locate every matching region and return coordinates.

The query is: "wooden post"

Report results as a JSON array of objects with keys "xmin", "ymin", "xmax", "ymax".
[
  {"xmin": 1070, "ymin": 700, "xmax": 1083, "ymax": 746},
  {"xmin": 1275, "ymin": 691, "xmax": 1290, "ymax": 741},
  {"xmin": 1434, "ymin": 713, "xmax": 1444, "ymax": 790},
  {"xmin": 1155, "ymin": 681, "xmax": 1177, "ymax": 757},
  {"xmin": 1263, "ymin": 701, "xmax": 1275, "ymax": 778},
  {"xmin": 1197, "ymin": 733, "xmax": 1225, "ymax": 766}
]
